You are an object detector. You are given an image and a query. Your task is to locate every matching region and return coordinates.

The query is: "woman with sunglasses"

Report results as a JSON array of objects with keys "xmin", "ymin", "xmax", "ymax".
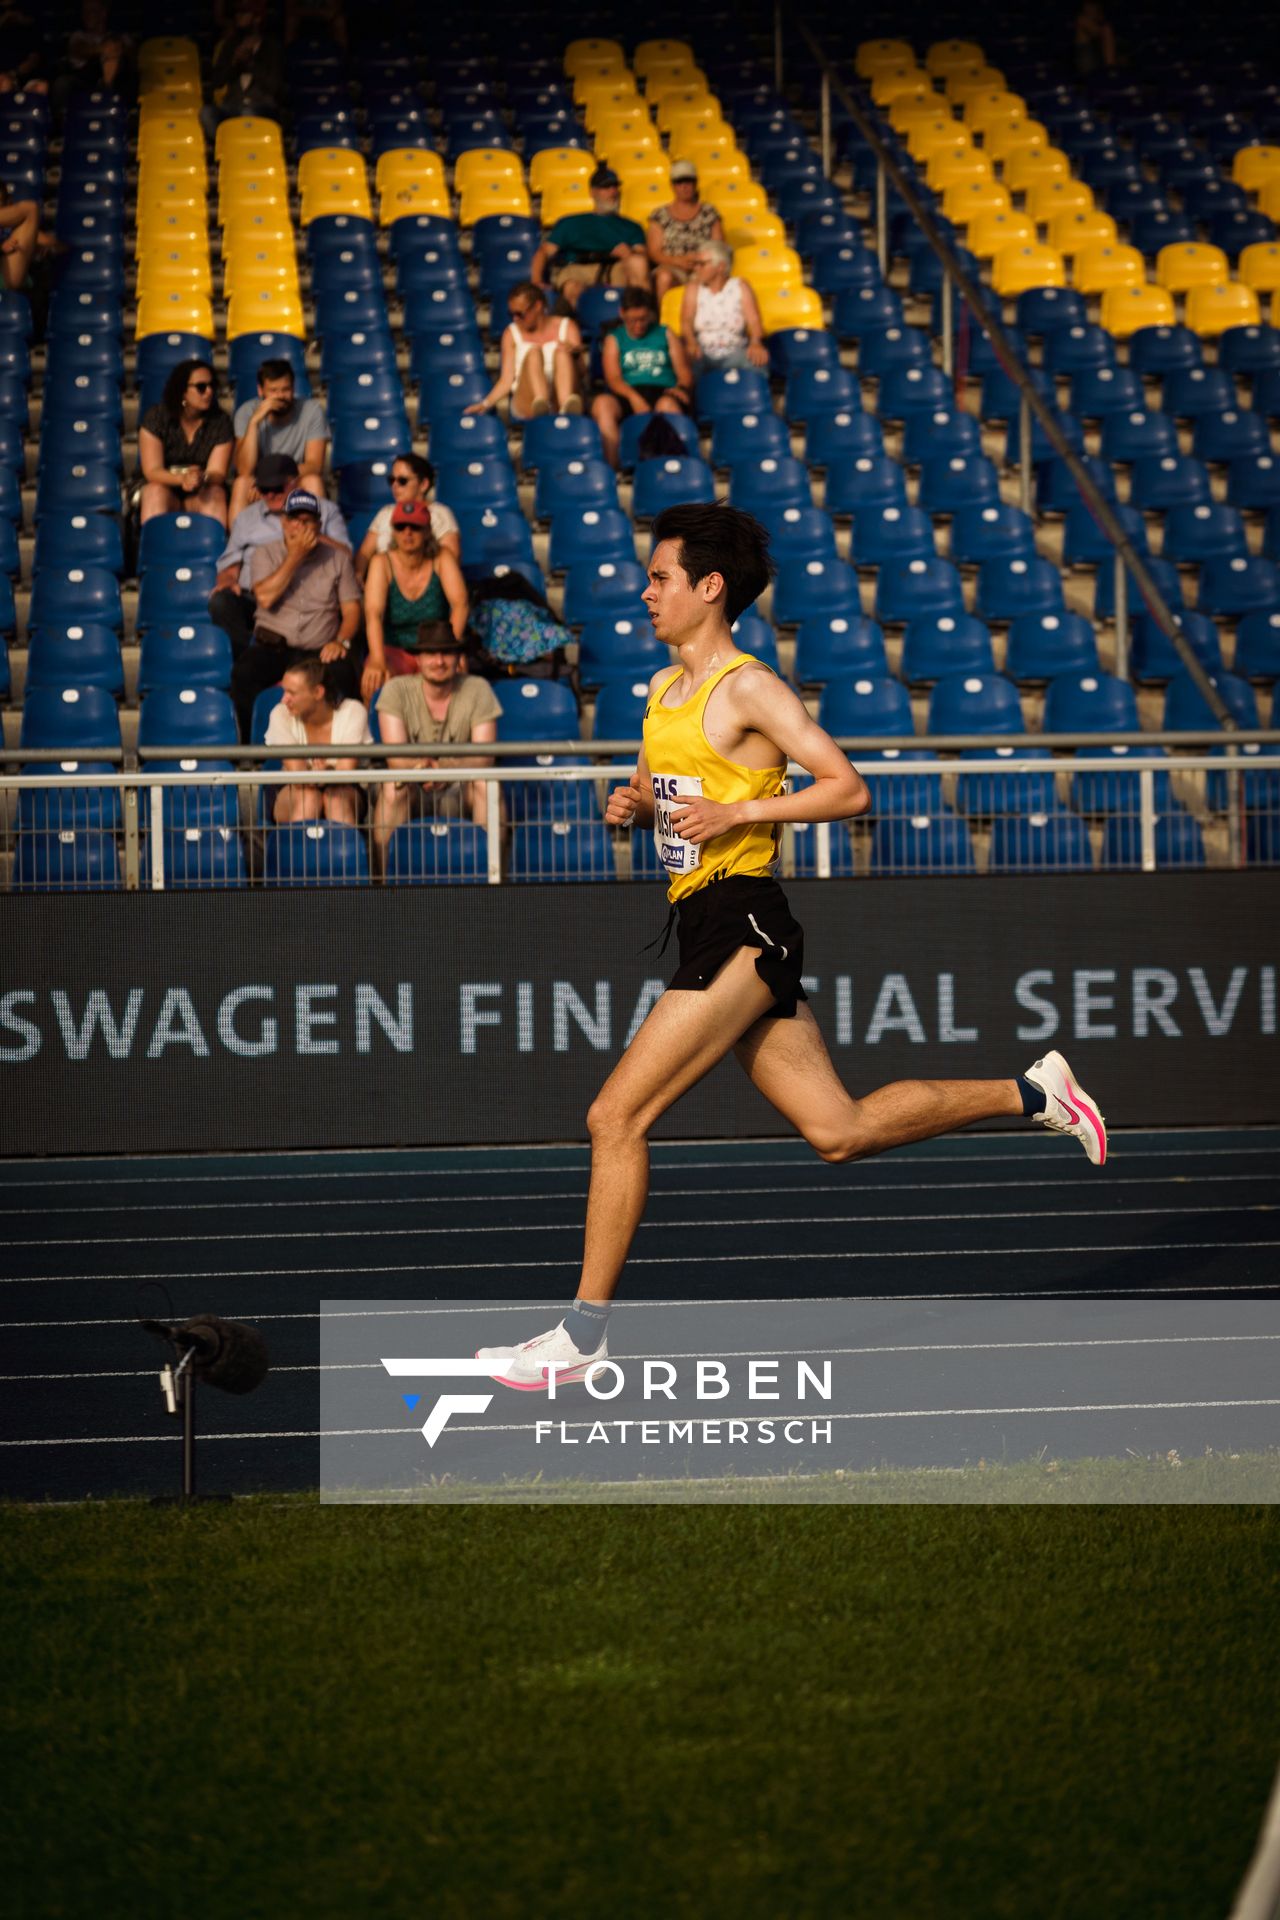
[
  {"xmin": 361, "ymin": 502, "xmax": 469, "ymax": 702},
  {"xmin": 354, "ymin": 452, "xmax": 460, "ymax": 585},
  {"xmin": 465, "ymin": 282, "xmax": 583, "ymax": 421},
  {"xmin": 138, "ymin": 357, "xmax": 234, "ymax": 527}
]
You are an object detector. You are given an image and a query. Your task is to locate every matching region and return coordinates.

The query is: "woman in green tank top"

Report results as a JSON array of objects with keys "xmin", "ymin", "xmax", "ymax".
[
  {"xmin": 362, "ymin": 501, "xmax": 470, "ymax": 700},
  {"xmin": 591, "ymin": 287, "xmax": 695, "ymax": 469}
]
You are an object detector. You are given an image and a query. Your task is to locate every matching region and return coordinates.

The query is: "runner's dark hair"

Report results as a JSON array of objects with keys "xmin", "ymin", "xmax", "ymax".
[{"xmin": 650, "ymin": 503, "xmax": 775, "ymax": 626}]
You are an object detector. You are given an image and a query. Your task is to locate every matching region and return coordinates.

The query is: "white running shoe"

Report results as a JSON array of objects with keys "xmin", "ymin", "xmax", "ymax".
[
  {"xmin": 476, "ymin": 1320, "xmax": 608, "ymax": 1392},
  {"xmin": 1024, "ymin": 1049, "xmax": 1108, "ymax": 1166}
]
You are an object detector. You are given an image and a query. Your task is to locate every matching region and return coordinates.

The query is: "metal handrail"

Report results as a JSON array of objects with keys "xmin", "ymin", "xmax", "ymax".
[{"xmin": 790, "ymin": 14, "xmax": 1239, "ymax": 733}]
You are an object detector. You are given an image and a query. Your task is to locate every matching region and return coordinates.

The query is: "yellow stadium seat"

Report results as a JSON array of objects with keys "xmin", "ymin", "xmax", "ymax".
[
  {"xmin": 214, "ymin": 118, "xmax": 284, "ymax": 163},
  {"xmin": 1232, "ymin": 146, "xmax": 1280, "ymax": 192},
  {"xmin": 221, "ymin": 255, "xmax": 301, "ymax": 303},
  {"xmin": 1155, "ymin": 242, "xmax": 1231, "ymax": 292},
  {"xmin": 856, "ymin": 39, "xmax": 916, "ymax": 77},
  {"xmin": 218, "ymin": 181, "xmax": 289, "ymax": 228},
  {"xmin": 216, "ymin": 154, "xmax": 286, "ymax": 195},
  {"xmin": 907, "ymin": 121, "xmax": 972, "ymax": 167},
  {"xmin": 666, "ymin": 111, "xmax": 733, "ymax": 152},
  {"xmin": 621, "ymin": 180, "xmax": 671, "ymax": 225},
  {"xmin": 135, "ymin": 253, "xmax": 213, "ymax": 299},
  {"xmin": 227, "ymin": 292, "xmax": 306, "ymax": 341},
  {"xmin": 379, "ymin": 181, "xmax": 451, "ymax": 225},
  {"xmin": 926, "ymin": 39, "xmax": 985, "ymax": 74},
  {"xmin": 540, "ymin": 179, "xmax": 593, "ymax": 224},
  {"xmin": 1074, "ymin": 244, "xmax": 1146, "ymax": 293},
  {"xmin": 946, "ymin": 66, "xmax": 1007, "ymax": 104},
  {"xmin": 962, "ymin": 87, "xmax": 1024, "ymax": 127},
  {"xmin": 1099, "ymin": 284, "xmax": 1176, "ymax": 336},
  {"xmin": 592, "ymin": 116, "xmax": 657, "ymax": 159},
  {"xmin": 564, "ymin": 38, "xmax": 626, "ymax": 75},
  {"xmin": 733, "ymin": 244, "xmax": 803, "ymax": 291},
  {"xmin": 986, "ymin": 120, "xmax": 1049, "ymax": 167},
  {"xmin": 458, "ymin": 180, "xmax": 532, "ymax": 228},
  {"xmin": 634, "ymin": 39, "xmax": 694, "ymax": 77},
  {"xmin": 660, "ymin": 286, "xmax": 686, "ymax": 331},
  {"xmin": 1003, "ymin": 147, "xmax": 1070, "ymax": 194},
  {"xmin": 134, "ymin": 218, "xmax": 207, "ymax": 258},
  {"xmin": 374, "ymin": 149, "xmax": 445, "ymax": 197},
  {"xmin": 454, "ymin": 149, "xmax": 523, "ymax": 195},
  {"xmin": 943, "ymin": 179, "xmax": 1011, "ymax": 224},
  {"xmin": 969, "ymin": 211, "xmax": 1036, "ymax": 258},
  {"xmin": 681, "ymin": 139, "xmax": 746, "ymax": 180},
  {"xmin": 722, "ymin": 208, "xmax": 785, "ymax": 247},
  {"xmin": 575, "ymin": 67, "xmax": 639, "ymax": 110},
  {"xmin": 1027, "ymin": 178, "xmax": 1095, "ymax": 223},
  {"xmin": 644, "ymin": 60, "xmax": 703, "ymax": 98},
  {"xmin": 137, "ymin": 115, "xmax": 203, "ymax": 154},
  {"xmin": 221, "ymin": 211, "xmax": 295, "ymax": 251},
  {"xmin": 1048, "ymin": 209, "xmax": 1118, "ymax": 255},
  {"xmin": 992, "ymin": 242, "xmax": 1067, "ymax": 296},
  {"xmin": 703, "ymin": 174, "xmax": 763, "ymax": 215},
  {"xmin": 581, "ymin": 86, "xmax": 644, "ymax": 133},
  {"xmin": 136, "ymin": 290, "xmax": 214, "ymax": 341},
  {"xmin": 141, "ymin": 54, "xmax": 201, "ymax": 93},
  {"xmin": 1185, "ymin": 282, "xmax": 1262, "ymax": 335},
  {"xmin": 300, "ymin": 186, "xmax": 374, "ymax": 226},
  {"xmin": 528, "ymin": 147, "xmax": 595, "ymax": 196},
  {"xmin": 1260, "ymin": 179, "xmax": 1280, "ymax": 222},
  {"xmin": 138, "ymin": 186, "xmax": 205, "ymax": 227},
  {"xmin": 654, "ymin": 86, "xmax": 716, "ymax": 133},
  {"xmin": 139, "ymin": 86, "xmax": 201, "ymax": 120},
  {"xmin": 612, "ymin": 152, "xmax": 671, "ymax": 191},
  {"xmin": 890, "ymin": 98, "xmax": 949, "ymax": 137},
  {"xmin": 756, "ymin": 285, "xmax": 825, "ymax": 333},
  {"xmin": 929, "ymin": 150, "xmax": 994, "ymax": 193},
  {"xmin": 871, "ymin": 68, "xmax": 933, "ymax": 109},
  {"xmin": 139, "ymin": 34, "xmax": 199, "ymax": 67},
  {"xmin": 1239, "ymin": 242, "xmax": 1280, "ymax": 299},
  {"xmin": 139, "ymin": 142, "xmax": 207, "ymax": 183},
  {"xmin": 298, "ymin": 148, "xmax": 366, "ymax": 192}
]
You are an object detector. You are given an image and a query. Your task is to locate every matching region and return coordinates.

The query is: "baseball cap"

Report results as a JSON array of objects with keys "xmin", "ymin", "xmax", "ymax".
[
  {"xmin": 590, "ymin": 164, "xmax": 621, "ymax": 189},
  {"xmin": 670, "ymin": 159, "xmax": 698, "ymax": 181},
  {"xmin": 256, "ymin": 452, "xmax": 300, "ymax": 491},
  {"xmin": 390, "ymin": 501, "xmax": 432, "ymax": 529},
  {"xmin": 284, "ymin": 489, "xmax": 321, "ymax": 517}
]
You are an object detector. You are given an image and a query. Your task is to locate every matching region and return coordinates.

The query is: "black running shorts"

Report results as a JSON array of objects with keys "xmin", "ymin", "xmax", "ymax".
[{"xmin": 670, "ymin": 874, "xmax": 807, "ymax": 1018}]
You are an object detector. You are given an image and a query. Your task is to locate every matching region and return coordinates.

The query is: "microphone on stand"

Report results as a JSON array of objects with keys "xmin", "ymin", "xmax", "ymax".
[{"xmin": 140, "ymin": 1315, "xmax": 270, "ymax": 1394}]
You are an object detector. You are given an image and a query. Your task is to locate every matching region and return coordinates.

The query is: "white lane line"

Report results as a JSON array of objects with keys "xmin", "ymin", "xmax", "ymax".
[
  {"xmin": 0, "ymin": 1142, "xmax": 1276, "ymax": 1189},
  {"xmin": 9, "ymin": 1333, "xmax": 1280, "ymax": 1384},
  {"xmin": 9, "ymin": 1277, "xmax": 1280, "ymax": 1330},
  {"xmin": 6, "ymin": 1398, "xmax": 1280, "ymax": 1447},
  {"xmin": 6, "ymin": 1201, "xmax": 1272, "ymax": 1252},
  {"xmin": 5, "ymin": 1172, "xmax": 1273, "ymax": 1219}
]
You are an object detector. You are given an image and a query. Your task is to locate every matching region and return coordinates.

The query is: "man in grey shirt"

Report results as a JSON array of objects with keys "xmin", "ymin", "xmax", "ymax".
[
  {"xmin": 230, "ymin": 358, "xmax": 330, "ymax": 521},
  {"xmin": 210, "ymin": 453, "xmax": 350, "ymax": 659},
  {"xmin": 231, "ymin": 490, "xmax": 362, "ymax": 739}
]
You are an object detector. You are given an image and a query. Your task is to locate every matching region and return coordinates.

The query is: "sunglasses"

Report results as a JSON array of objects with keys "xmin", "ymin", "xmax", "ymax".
[
  {"xmin": 390, "ymin": 473, "xmax": 415, "ymax": 485},
  {"xmin": 188, "ymin": 380, "xmax": 214, "ymax": 392}
]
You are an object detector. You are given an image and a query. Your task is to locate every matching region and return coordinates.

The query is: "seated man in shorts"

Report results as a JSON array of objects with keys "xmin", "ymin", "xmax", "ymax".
[
  {"xmin": 591, "ymin": 286, "xmax": 694, "ymax": 468},
  {"xmin": 530, "ymin": 164, "xmax": 650, "ymax": 310},
  {"xmin": 372, "ymin": 626, "xmax": 502, "ymax": 859}
]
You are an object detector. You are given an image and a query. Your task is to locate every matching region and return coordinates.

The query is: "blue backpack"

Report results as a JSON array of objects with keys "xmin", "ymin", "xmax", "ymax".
[{"xmin": 468, "ymin": 593, "xmax": 569, "ymax": 680}]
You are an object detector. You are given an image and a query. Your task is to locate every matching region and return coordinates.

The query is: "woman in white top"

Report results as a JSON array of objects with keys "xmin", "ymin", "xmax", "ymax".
[
  {"xmin": 680, "ymin": 242, "xmax": 770, "ymax": 372},
  {"xmin": 354, "ymin": 451, "xmax": 461, "ymax": 584},
  {"xmin": 264, "ymin": 655, "xmax": 373, "ymax": 827},
  {"xmin": 466, "ymin": 281, "xmax": 584, "ymax": 420}
]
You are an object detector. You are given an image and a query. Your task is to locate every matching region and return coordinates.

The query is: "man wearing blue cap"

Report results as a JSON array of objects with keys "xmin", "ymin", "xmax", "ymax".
[
  {"xmin": 233, "ymin": 489, "xmax": 362, "ymax": 739},
  {"xmin": 530, "ymin": 163, "xmax": 651, "ymax": 308}
]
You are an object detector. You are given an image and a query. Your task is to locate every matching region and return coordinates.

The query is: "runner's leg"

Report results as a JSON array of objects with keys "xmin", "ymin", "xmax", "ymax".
[
  {"xmin": 733, "ymin": 1002, "xmax": 1020, "ymax": 1160},
  {"xmin": 576, "ymin": 946, "xmax": 778, "ymax": 1301}
]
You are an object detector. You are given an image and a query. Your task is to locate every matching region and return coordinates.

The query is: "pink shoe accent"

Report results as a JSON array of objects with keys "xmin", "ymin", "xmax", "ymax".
[{"xmin": 1061, "ymin": 1081, "xmax": 1107, "ymax": 1165}]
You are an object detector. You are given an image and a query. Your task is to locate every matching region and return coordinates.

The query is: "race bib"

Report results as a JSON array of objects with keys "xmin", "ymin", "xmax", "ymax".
[{"xmin": 652, "ymin": 773, "xmax": 704, "ymax": 876}]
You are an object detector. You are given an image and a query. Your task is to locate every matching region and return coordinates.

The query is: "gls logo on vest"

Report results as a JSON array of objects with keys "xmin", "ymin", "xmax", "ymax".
[{"xmin": 380, "ymin": 1359, "xmax": 497, "ymax": 1446}]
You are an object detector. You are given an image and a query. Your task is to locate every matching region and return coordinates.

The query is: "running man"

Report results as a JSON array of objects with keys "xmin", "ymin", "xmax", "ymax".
[{"xmin": 479, "ymin": 505, "xmax": 1107, "ymax": 1388}]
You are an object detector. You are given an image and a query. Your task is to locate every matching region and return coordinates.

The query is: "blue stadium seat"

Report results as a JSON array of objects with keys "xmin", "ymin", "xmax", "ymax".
[
  {"xmin": 1033, "ymin": 449, "xmax": 1111, "ymax": 517},
  {"xmin": 547, "ymin": 506, "xmax": 635, "ymax": 575},
  {"xmin": 138, "ymin": 686, "xmax": 238, "ymax": 753},
  {"xmin": 1061, "ymin": 500, "xmax": 1148, "ymax": 569},
  {"xmin": 793, "ymin": 614, "xmax": 887, "ymax": 685},
  {"xmin": 870, "ymin": 810, "xmax": 975, "ymax": 874},
  {"xmin": 331, "ymin": 410, "xmax": 413, "ymax": 471},
  {"xmin": 384, "ymin": 820, "xmax": 488, "ymax": 885},
  {"xmin": 30, "ymin": 512, "xmax": 122, "ymax": 578},
  {"xmin": 1162, "ymin": 366, "xmax": 1237, "ymax": 417},
  {"xmin": 561, "ymin": 559, "xmax": 649, "ymax": 627},
  {"xmin": 764, "ymin": 505, "xmax": 839, "ymax": 562},
  {"xmin": 28, "ymin": 565, "xmax": 122, "ymax": 637},
  {"xmin": 1071, "ymin": 743, "xmax": 1172, "ymax": 815},
  {"xmin": 435, "ymin": 457, "xmax": 520, "ymax": 514},
  {"xmin": 24, "ymin": 622, "xmax": 122, "ymax": 696},
  {"xmin": 1131, "ymin": 453, "xmax": 1212, "ymax": 511},
  {"xmin": 321, "ymin": 326, "xmax": 397, "ymax": 383},
  {"xmin": 818, "ymin": 674, "xmax": 913, "ymax": 737},
  {"xmin": 877, "ymin": 365, "xmax": 952, "ymax": 420},
  {"xmin": 989, "ymin": 810, "xmax": 1094, "ymax": 872},
  {"xmin": 533, "ymin": 457, "xmax": 616, "ymax": 522},
  {"xmin": 1127, "ymin": 324, "xmax": 1202, "ymax": 376},
  {"xmin": 784, "ymin": 365, "xmax": 860, "ymax": 423},
  {"xmin": 137, "ymin": 513, "xmax": 225, "ymax": 574},
  {"xmin": 631, "ymin": 455, "xmax": 716, "ymax": 518},
  {"xmin": 901, "ymin": 615, "xmax": 994, "ymax": 683},
  {"xmin": 833, "ymin": 284, "xmax": 903, "ymax": 338},
  {"xmin": 13, "ymin": 829, "xmax": 120, "ymax": 891},
  {"xmin": 710, "ymin": 410, "xmax": 789, "ymax": 467},
  {"xmin": 137, "ymin": 623, "xmax": 234, "ymax": 694},
  {"xmin": 695, "ymin": 366, "xmax": 771, "ymax": 423},
  {"xmin": 856, "ymin": 323, "xmax": 928, "ymax": 380},
  {"xmin": 1006, "ymin": 611, "xmax": 1100, "ymax": 681},
  {"xmin": 455, "ymin": 506, "xmax": 537, "ymax": 575},
  {"xmin": 949, "ymin": 504, "xmax": 1037, "ymax": 568},
  {"xmin": 509, "ymin": 821, "xmax": 616, "ymax": 883},
  {"xmin": 136, "ymin": 562, "xmax": 217, "ymax": 635},
  {"xmin": 1198, "ymin": 556, "xmax": 1280, "ymax": 619},
  {"xmin": 20, "ymin": 683, "xmax": 121, "ymax": 752},
  {"xmin": 520, "ymin": 412, "xmax": 603, "ymax": 471},
  {"xmin": 579, "ymin": 621, "xmax": 666, "ymax": 689},
  {"xmin": 143, "ymin": 826, "xmax": 248, "ymax": 889},
  {"xmin": 855, "ymin": 746, "xmax": 945, "ymax": 816},
  {"xmin": 1234, "ymin": 610, "xmax": 1280, "ymax": 679},
  {"xmin": 413, "ymin": 352, "xmax": 488, "ymax": 408},
  {"xmin": 1101, "ymin": 807, "xmax": 1206, "ymax": 871},
  {"xmin": 1163, "ymin": 669, "xmax": 1260, "ymax": 732},
  {"xmin": 1071, "ymin": 366, "xmax": 1145, "ymax": 418},
  {"xmin": 1219, "ymin": 324, "xmax": 1280, "ymax": 374},
  {"xmin": 329, "ymin": 366, "xmax": 407, "ymax": 416},
  {"xmin": 426, "ymin": 409, "xmax": 508, "ymax": 463},
  {"xmin": 264, "ymin": 823, "xmax": 370, "ymax": 887},
  {"xmin": 728, "ymin": 456, "xmax": 812, "ymax": 517},
  {"xmin": 874, "ymin": 557, "xmax": 964, "ymax": 625},
  {"xmin": 772, "ymin": 556, "xmax": 861, "ymax": 625},
  {"xmin": 1191, "ymin": 409, "xmax": 1271, "ymax": 465},
  {"xmin": 1226, "ymin": 453, "xmax": 1280, "ymax": 511},
  {"xmin": 396, "ymin": 246, "xmax": 466, "ymax": 295},
  {"xmin": 591, "ymin": 678, "xmax": 652, "ymax": 740},
  {"xmin": 928, "ymin": 671, "xmax": 1024, "ymax": 736},
  {"xmin": 574, "ymin": 286, "xmax": 624, "ymax": 341},
  {"xmin": 823, "ymin": 453, "xmax": 906, "ymax": 517},
  {"xmin": 1017, "ymin": 286, "xmax": 1088, "ymax": 336},
  {"xmin": 810, "ymin": 241, "xmax": 880, "ymax": 296},
  {"xmin": 850, "ymin": 504, "xmax": 935, "ymax": 569},
  {"xmin": 729, "ymin": 613, "xmax": 782, "ymax": 671},
  {"xmin": 975, "ymin": 557, "xmax": 1065, "ymax": 624},
  {"xmin": 900, "ymin": 409, "xmax": 982, "ymax": 466},
  {"xmin": 917, "ymin": 454, "xmax": 999, "ymax": 516},
  {"xmin": 1043, "ymin": 671, "xmax": 1140, "ymax": 732},
  {"xmin": 619, "ymin": 410, "xmax": 701, "ymax": 470},
  {"xmin": 1042, "ymin": 322, "xmax": 1116, "ymax": 375},
  {"xmin": 1099, "ymin": 408, "xmax": 1179, "ymax": 464},
  {"xmin": 785, "ymin": 817, "xmax": 857, "ymax": 876},
  {"xmin": 39, "ymin": 414, "xmax": 122, "ymax": 473},
  {"xmin": 43, "ymin": 369, "xmax": 123, "ymax": 423},
  {"xmin": 1162, "ymin": 503, "xmax": 1248, "ymax": 566},
  {"xmin": 767, "ymin": 328, "xmax": 839, "ymax": 378},
  {"xmin": 954, "ymin": 745, "xmax": 1057, "ymax": 818},
  {"xmin": 318, "ymin": 287, "xmax": 392, "ymax": 337},
  {"xmin": 980, "ymin": 363, "xmax": 1054, "ymax": 425}
]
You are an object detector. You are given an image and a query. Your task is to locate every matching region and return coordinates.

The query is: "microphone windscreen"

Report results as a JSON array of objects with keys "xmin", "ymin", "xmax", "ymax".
[{"xmin": 183, "ymin": 1316, "xmax": 270, "ymax": 1394}]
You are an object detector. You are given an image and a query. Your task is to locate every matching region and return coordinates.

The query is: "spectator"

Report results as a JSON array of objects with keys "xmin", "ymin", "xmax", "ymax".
[
  {"xmin": 285, "ymin": 0, "xmax": 347, "ymax": 49},
  {"xmin": 466, "ymin": 282, "xmax": 583, "ymax": 421},
  {"xmin": 264, "ymin": 654, "xmax": 370, "ymax": 828},
  {"xmin": 362, "ymin": 502, "xmax": 469, "ymax": 702},
  {"xmin": 680, "ymin": 242, "xmax": 769, "ymax": 371},
  {"xmin": 591, "ymin": 287, "xmax": 693, "ymax": 468},
  {"xmin": 210, "ymin": 452, "xmax": 350, "ymax": 657},
  {"xmin": 1074, "ymin": 1, "xmax": 1117, "ymax": 75},
  {"xmin": 646, "ymin": 161, "xmax": 725, "ymax": 303},
  {"xmin": 0, "ymin": 5, "xmax": 47, "ymax": 91},
  {"xmin": 137, "ymin": 358, "xmax": 234, "ymax": 527},
  {"xmin": 354, "ymin": 452, "xmax": 461, "ymax": 582},
  {"xmin": 233, "ymin": 488, "xmax": 361, "ymax": 738},
  {"xmin": 203, "ymin": 0, "xmax": 282, "ymax": 133},
  {"xmin": 373, "ymin": 631, "xmax": 501, "ymax": 855},
  {"xmin": 530, "ymin": 164, "xmax": 650, "ymax": 309},
  {"xmin": 0, "ymin": 179, "xmax": 46, "ymax": 292},
  {"xmin": 230, "ymin": 358, "xmax": 328, "ymax": 521},
  {"xmin": 54, "ymin": 1, "xmax": 133, "ymax": 107}
]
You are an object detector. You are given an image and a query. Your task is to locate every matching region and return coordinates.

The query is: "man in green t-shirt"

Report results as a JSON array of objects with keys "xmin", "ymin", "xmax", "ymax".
[
  {"xmin": 531, "ymin": 164, "xmax": 651, "ymax": 308},
  {"xmin": 373, "ymin": 632, "xmax": 502, "ymax": 858}
]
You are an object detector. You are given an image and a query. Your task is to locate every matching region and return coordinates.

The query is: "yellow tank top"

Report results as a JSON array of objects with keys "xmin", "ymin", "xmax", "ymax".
[{"xmin": 643, "ymin": 654, "xmax": 787, "ymax": 902}]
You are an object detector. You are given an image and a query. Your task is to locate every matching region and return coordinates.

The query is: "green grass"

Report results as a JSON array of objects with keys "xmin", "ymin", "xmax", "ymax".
[{"xmin": 3, "ymin": 1500, "xmax": 1278, "ymax": 1920}]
